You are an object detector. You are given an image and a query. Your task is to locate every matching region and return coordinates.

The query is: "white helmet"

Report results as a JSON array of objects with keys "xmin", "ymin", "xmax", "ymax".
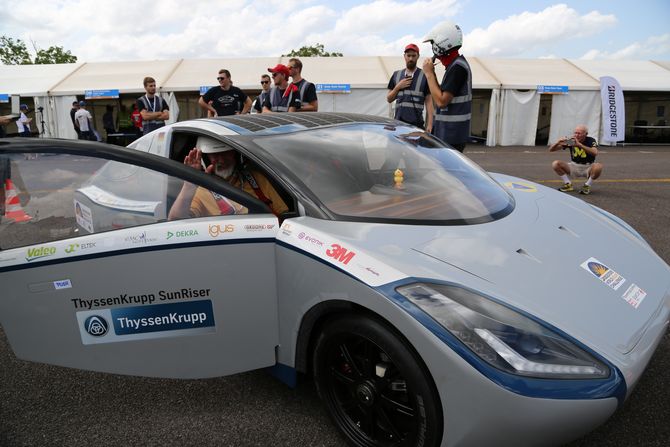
[
  {"xmin": 197, "ymin": 136, "xmax": 234, "ymax": 154},
  {"xmin": 423, "ymin": 20, "xmax": 463, "ymax": 57}
]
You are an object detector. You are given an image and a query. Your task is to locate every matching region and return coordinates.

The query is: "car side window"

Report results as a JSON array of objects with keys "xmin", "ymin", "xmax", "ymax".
[{"xmin": 0, "ymin": 152, "xmax": 245, "ymax": 250}]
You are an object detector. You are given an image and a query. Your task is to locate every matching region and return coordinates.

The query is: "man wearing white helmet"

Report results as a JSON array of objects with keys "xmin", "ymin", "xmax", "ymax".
[
  {"xmin": 169, "ymin": 136, "xmax": 288, "ymax": 219},
  {"xmin": 422, "ymin": 20, "xmax": 472, "ymax": 152}
]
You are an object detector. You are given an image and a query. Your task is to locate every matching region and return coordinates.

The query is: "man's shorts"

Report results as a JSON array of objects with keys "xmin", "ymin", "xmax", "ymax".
[{"xmin": 568, "ymin": 162, "xmax": 592, "ymax": 179}]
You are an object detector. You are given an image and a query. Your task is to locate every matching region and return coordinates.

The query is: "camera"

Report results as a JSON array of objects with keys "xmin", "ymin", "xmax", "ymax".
[{"xmin": 563, "ymin": 138, "xmax": 576, "ymax": 147}]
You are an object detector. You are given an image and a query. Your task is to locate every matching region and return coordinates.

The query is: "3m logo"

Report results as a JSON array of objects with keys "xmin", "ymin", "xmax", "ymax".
[{"xmin": 326, "ymin": 243, "xmax": 356, "ymax": 265}]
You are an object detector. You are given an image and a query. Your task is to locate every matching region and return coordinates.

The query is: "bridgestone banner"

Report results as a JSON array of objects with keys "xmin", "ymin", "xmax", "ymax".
[{"xmin": 600, "ymin": 76, "xmax": 625, "ymax": 143}]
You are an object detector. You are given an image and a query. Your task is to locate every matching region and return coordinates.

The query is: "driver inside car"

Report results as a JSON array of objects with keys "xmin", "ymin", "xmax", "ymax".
[{"xmin": 168, "ymin": 136, "xmax": 288, "ymax": 219}]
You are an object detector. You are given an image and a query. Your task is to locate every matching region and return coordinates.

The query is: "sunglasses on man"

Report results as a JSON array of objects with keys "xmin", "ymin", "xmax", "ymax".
[
  {"xmin": 217, "ymin": 77, "xmax": 227, "ymax": 81},
  {"xmin": 260, "ymin": 80, "xmax": 269, "ymax": 84}
]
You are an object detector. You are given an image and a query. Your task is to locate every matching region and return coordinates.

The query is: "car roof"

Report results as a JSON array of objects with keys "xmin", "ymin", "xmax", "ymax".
[{"xmin": 200, "ymin": 112, "xmax": 399, "ymax": 135}]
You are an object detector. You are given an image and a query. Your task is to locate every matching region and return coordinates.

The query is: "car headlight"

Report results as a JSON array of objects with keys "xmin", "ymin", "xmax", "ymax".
[{"xmin": 397, "ymin": 283, "xmax": 609, "ymax": 379}]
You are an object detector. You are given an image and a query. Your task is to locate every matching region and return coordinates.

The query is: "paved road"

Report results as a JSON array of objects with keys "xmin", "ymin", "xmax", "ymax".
[{"xmin": 1, "ymin": 145, "xmax": 669, "ymax": 446}]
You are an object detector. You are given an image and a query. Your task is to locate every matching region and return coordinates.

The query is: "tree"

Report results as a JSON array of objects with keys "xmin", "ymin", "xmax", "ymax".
[
  {"xmin": 0, "ymin": 36, "xmax": 32, "ymax": 65},
  {"xmin": 0, "ymin": 35, "xmax": 77, "ymax": 65},
  {"xmin": 34, "ymin": 45, "xmax": 77, "ymax": 64},
  {"xmin": 282, "ymin": 43, "xmax": 343, "ymax": 57}
]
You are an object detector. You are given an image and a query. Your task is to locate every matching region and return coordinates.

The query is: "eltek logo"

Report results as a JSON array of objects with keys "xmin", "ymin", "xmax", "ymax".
[
  {"xmin": 326, "ymin": 243, "xmax": 356, "ymax": 265},
  {"xmin": 208, "ymin": 224, "xmax": 235, "ymax": 237},
  {"xmin": 26, "ymin": 246, "xmax": 56, "ymax": 262}
]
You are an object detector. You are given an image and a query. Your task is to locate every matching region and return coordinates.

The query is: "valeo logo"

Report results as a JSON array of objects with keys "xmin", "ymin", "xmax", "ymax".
[
  {"xmin": 167, "ymin": 229, "xmax": 199, "ymax": 240},
  {"xmin": 26, "ymin": 246, "xmax": 57, "ymax": 262}
]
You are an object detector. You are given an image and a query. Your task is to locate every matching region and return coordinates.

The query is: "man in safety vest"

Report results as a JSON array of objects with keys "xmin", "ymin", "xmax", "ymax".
[
  {"xmin": 169, "ymin": 136, "xmax": 288, "ymax": 219},
  {"xmin": 137, "ymin": 76, "xmax": 169, "ymax": 135},
  {"xmin": 422, "ymin": 21, "xmax": 472, "ymax": 153},
  {"xmin": 387, "ymin": 43, "xmax": 433, "ymax": 131},
  {"xmin": 263, "ymin": 64, "xmax": 300, "ymax": 113},
  {"xmin": 288, "ymin": 58, "xmax": 318, "ymax": 112}
]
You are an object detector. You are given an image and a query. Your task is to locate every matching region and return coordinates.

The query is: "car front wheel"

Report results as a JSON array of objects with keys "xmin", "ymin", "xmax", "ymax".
[{"xmin": 313, "ymin": 314, "xmax": 442, "ymax": 447}]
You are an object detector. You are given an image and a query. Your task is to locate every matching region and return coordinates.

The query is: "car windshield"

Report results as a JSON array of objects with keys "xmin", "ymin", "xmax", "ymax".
[{"xmin": 253, "ymin": 124, "xmax": 514, "ymax": 224}]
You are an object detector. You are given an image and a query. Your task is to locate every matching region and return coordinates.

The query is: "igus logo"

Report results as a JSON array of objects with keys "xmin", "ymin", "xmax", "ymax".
[{"xmin": 209, "ymin": 224, "xmax": 235, "ymax": 237}]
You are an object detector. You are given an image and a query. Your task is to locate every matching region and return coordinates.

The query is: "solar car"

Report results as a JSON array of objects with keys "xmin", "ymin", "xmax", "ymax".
[{"xmin": 0, "ymin": 113, "xmax": 668, "ymax": 447}]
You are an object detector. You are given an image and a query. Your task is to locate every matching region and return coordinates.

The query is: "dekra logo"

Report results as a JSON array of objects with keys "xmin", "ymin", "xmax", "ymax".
[{"xmin": 168, "ymin": 229, "xmax": 199, "ymax": 239}]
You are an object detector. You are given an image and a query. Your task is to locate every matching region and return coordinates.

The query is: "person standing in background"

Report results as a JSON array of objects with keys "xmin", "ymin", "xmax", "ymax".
[
  {"xmin": 137, "ymin": 76, "xmax": 169, "ymax": 135},
  {"xmin": 253, "ymin": 74, "xmax": 272, "ymax": 114},
  {"xmin": 288, "ymin": 58, "xmax": 318, "ymax": 112},
  {"xmin": 387, "ymin": 43, "xmax": 433, "ymax": 131}
]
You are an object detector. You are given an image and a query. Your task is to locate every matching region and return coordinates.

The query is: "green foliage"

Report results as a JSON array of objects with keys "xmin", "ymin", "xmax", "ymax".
[
  {"xmin": 1, "ymin": 35, "xmax": 78, "ymax": 65},
  {"xmin": 34, "ymin": 46, "xmax": 77, "ymax": 64},
  {"xmin": 282, "ymin": 43, "xmax": 343, "ymax": 57},
  {"xmin": 0, "ymin": 36, "xmax": 32, "ymax": 65}
]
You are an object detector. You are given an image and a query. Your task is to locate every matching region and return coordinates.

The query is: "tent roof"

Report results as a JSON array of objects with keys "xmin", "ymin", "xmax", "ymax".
[
  {"xmin": 569, "ymin": 60, "xmax": 670, "ymax": 91},
  {"xmin": 49, "ymin": 59, "xmax": 182, "ymax": 96},
  {"xmin": 477, "ymin": 58, "xmax": 599, "ymax": 90},
  {"xmin": 279, "ymin": 56, "xmax": 389, "ymax": 88},
  {"xmin": 161, "ymin": 57, "xmax": 281, "ymax": 91},
  {"xmin": 0, "ymin": 63, "xmax": 82, "ymax": 96}
]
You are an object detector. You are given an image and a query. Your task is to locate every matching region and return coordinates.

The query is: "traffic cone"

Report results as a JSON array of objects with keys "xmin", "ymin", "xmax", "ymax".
[{"xmin": 3, "ymin": 179, "xmax": 32, "ymax": 222}]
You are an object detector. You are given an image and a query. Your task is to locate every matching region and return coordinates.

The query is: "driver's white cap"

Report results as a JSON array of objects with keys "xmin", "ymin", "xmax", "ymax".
[{"xmin": 197, "ymin": 136, "xmax": 234, "ymax": 154}]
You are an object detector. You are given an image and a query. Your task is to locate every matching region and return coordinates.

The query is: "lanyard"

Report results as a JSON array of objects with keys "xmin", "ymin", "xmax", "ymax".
[{"xmin": 145, "ymin": 95, "xmax": 157, "ymax": 112}]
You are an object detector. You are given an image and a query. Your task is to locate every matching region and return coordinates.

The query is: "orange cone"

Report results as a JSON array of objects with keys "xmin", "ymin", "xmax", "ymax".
[{"xmin": 4, "ymin": 179, "xmax": 32, "ymax": 222}]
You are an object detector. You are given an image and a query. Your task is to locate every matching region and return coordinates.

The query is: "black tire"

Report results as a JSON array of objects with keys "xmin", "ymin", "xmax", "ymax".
[{"xmin": 313, "ymin": 314, "xmax": 442, "ymax": 447}]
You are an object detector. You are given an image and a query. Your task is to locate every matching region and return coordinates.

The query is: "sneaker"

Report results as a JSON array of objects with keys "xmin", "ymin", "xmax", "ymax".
[
  {"xmin": 558, "ymin": 182, "xmax": 573, "ymax": 192},
  {"xmin": 579, "ymin": 185, "xmax": 591, "ymax": 195}
]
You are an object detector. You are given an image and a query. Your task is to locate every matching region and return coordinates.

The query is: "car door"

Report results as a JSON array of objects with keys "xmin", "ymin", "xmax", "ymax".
[{"xmin": 0, "ymin": 141, "xmax": 280, "ymax": 379}]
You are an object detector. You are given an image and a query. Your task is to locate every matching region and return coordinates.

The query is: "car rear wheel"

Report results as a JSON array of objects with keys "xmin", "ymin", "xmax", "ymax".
[{"xmin": 313, "ymin": 314, "xmax": 442, "ymax": 447}]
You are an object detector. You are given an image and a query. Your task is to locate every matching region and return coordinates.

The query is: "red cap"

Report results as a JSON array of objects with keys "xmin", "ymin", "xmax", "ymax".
[
  {"xmin": 404, "ymin": 43, "xmax": 420, "ymax": 54},
  {"xmin": 268, "ymin": 64, "xmax": 290, "ymax": 77}
]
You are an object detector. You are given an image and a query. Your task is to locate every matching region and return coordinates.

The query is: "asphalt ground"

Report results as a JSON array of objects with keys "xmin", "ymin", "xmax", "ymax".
[{"xmin": 1, "ymin": 145, "xmax": 669, "ymax": 446}]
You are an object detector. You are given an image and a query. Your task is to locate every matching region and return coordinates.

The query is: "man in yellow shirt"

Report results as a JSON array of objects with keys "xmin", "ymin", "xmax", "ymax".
[{"xmin": 169, "ymin": 137, "xmax": 288, "ymax": 219}]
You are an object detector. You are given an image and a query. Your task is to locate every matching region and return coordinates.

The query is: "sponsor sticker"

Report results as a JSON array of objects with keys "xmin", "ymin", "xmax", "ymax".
[
  {"xmin": 503, "ymin": 181, "xmax": 537, "ymax": 193},
  {"xmin": 74, "ymin": 199, "xmax": 94, "ymax": 233},
  {"xmin": 167, "ymin": 229, "xmax": 199, "ymax": 240},
  {"xmin": 124, "ymin": 231, "xmax": 158, "ymax": 245},
  {"xmin": 244, "ymin": 224, "xmax": 276, "ymax": 232},
  {"xmin": 208, "ymin": 223, "xmax": 235, "ymax": 237},
  {"xmin": 54, "ymin": 279, "xmax": 72, "ymax": 290},
  {"xmin": 25, "ymin": 246, "xmax": 57, "ymax": 262},
  {"xmin": 580, "ymin": 257, "xmax": 626, "ymax": 291},
  {"xmin": 64, "ymin": 241, "xmax": 97, "ymax": 254},
  {"xmin": 326, "ymin": 243, "xmax": 356, "ymax": 265},
  {"xmin": 76, "ymin": 300, "xmax": 216, "ymax": 345},
  {"xmin": 281, "ymin": 222, "xmax": 293, "ymax": 236},
  {"xmin": 621, "ymin": 283, "xmax": 647, "ymax": 309}
]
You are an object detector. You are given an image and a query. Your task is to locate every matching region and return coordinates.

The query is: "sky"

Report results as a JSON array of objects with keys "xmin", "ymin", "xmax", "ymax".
[{"xmin": 0, "ymin": 0, "xmax": 669, "ymax": 62}]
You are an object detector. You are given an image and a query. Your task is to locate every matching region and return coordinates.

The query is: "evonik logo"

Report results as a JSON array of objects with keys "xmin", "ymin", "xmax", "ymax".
[
  {"xmin": 26, "ymin": 246, "xmax": 57, "ymax": 262},
  {"xmin": 326, "ymin": 243, "xmax": 356, "ymax": 265}
]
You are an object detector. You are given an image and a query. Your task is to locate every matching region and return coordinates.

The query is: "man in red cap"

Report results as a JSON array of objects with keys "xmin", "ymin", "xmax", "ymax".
[
  {"xmin": 387, "ymin": 43, "xmax": 433, "ymax": 131},
  {"xmin": 263, "ymin": 64, "xmax": 299, "ymax": 113}
]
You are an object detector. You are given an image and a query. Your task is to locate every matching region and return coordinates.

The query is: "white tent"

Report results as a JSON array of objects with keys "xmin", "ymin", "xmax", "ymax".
[
  {"xmin": 0, "ymin": 63, "xmax": 82, "ymax": 137},
  {"xmin": 477, "ymin": 58, "xmax": 601, "ymax": 146},
  {"xmin": 570, "ymin": 60, "xmax": 670, "ymax": 91}
]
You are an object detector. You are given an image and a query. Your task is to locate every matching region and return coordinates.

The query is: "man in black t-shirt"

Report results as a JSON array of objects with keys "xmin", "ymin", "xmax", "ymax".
[
  {"xmin": 288, "ymin": 58, "xmax": 317, "ymax": 112},
  {"xmin": 549, "ymin": 125, "xmax": 603, "ymax": 195},
  {"xmin": 199, "ymin": 69, "xmax": 252, "ymax": 117}
]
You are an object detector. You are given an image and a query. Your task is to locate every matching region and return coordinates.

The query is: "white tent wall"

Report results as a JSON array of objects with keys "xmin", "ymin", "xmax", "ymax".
[
  {"xmin": 498, "ymin": 90, "xmax": 540, "ymax": 146},
  {"xmin": 322, "ymin": 90, "xmax": 389, "ymax": 116},
  {"xmin": 50, "ymin": 96, "xmax": 78, "ymax": 139},
  {"xmin": 32, "ymin": 96, "xmax": 54, "ymax": 138},
  {"xmin": 548, "ymin": 91, "xmax": 601, "ymax": 145},
  {"xmin": 165, "ymin": 93, "xmax": 179, "ymax": 125},
  {"xmin": 486, "ymin": 89, "xmax": 501, "ymax": 146}
]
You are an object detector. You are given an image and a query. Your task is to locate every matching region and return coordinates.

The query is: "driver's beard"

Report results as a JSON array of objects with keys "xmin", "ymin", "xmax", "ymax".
[{"xmin": 215, "ymin": 165, "xmax": 235, "ymax": 179}]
